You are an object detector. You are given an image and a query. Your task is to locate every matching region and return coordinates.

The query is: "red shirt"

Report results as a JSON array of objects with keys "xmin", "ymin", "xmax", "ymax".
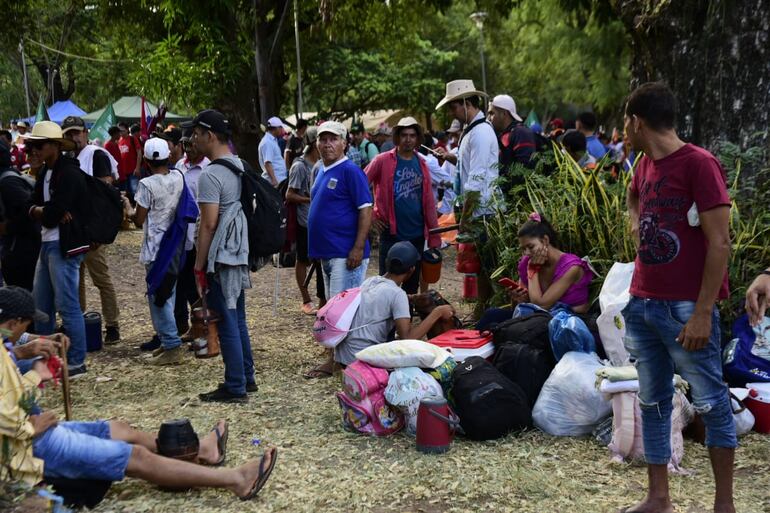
[
  {"xmin": 117, "ymin": 135, "xmax": 141, "ymax": 180},
  {"xmin": 104, "ymin": 140, "xmax": 122, "ymax": 165},
  {"xmin": 629, "ymin": 143, "xmax": 730, "ymax": 301},
  {"xmin": 10, "ymin": 145, "xmax": 26, "ymax": 170}
]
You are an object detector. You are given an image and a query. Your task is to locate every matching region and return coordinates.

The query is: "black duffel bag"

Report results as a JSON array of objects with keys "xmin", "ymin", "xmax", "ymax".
[
  {"xmin": 492, "ymin": 311, "xmax": 552, "ymax": 350},
  {"xmin": 452, "ymin": 356, "xmax": 532, "ymax": 440},
  {"xmin": 493, "ymin": 342, "xmax": 555, "ymax": 407}
]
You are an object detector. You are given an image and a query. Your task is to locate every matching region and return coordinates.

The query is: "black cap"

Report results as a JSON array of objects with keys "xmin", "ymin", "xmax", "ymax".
[
  {"xmin": 181, "ymin": 109, "xmax": 231, "ymax": 136},
  {"xmin": 386, "ymin": 241, "xmax": 420, "ymax": 274},
  {"xmin": 61, "ymin": 116, "xmax": 86, "ymax": 134},
  {"xmin": 158, "ymin": 128, "xmax": 183, "ymax": 145},
  {"xmin": 0, "ymin": 286, "xmax": 49, "ymax": 324},
  {"xmin": 351, "ymin": 122, "xmax": 365, "ymax": 134}
]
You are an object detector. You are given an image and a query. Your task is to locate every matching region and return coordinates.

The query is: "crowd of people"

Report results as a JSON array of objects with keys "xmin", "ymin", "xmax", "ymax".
[{"xmin": 0, "ymin": 79, "xmax": 768, "ymax": 513}]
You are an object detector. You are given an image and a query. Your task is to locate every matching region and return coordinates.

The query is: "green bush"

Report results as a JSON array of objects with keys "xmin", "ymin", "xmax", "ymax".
[{"xmin": 485, "ymin": 139, "xmax": 770, "ymax": 325}]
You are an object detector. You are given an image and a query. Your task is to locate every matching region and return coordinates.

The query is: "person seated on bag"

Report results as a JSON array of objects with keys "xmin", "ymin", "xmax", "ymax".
[
  {"xmin": 0, "ymin": 286, "xmax": 277, "ymax": 500},
  {"xmin": 333, "ymin": 241, "xmax": 455, "ymax": 367},
  {"xmin": 477, "ymin": 212, "xmax": 594, "ymax": 331}
]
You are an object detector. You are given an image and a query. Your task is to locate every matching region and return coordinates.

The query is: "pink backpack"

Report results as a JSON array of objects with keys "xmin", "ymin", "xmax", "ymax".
[
  {"xmin": 313, "ymin": 288, "xmax": 363, "ymax": 348},
  {"xmin": 336, "ymin": 361, "xmax": 404, "ymax": 436}
]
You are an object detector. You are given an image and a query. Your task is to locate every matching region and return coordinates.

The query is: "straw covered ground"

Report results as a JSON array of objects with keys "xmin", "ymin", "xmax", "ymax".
[{"xmin": 40, "ymin": 229, "xmax": 770, "ymax": 513}]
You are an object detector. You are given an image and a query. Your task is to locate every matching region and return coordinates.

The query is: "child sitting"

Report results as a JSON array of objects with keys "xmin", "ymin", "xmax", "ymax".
[{"xmin": 334, "ymin": 242, "xmax": 455, "ymax": 366}]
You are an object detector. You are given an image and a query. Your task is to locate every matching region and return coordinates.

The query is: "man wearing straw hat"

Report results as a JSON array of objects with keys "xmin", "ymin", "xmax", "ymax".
[
  {"xmin": 366, "ymin": 116, "xmax": 441, "ymax": 294},
  {"xmin": 25, "ymin": 121, "xmax": 91, "ymax": 379},
  {"xmin": 435, "ymin": 79, "xmax": 501, "ymax": 312}
]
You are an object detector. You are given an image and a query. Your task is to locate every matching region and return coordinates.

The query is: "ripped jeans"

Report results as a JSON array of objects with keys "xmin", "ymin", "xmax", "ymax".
[{"xmin": 622, "ymin": 297, "xmax": 737, "ymax": 465}]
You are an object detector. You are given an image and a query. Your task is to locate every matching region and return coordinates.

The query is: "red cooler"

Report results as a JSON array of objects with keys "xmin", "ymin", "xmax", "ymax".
[
  {"xmin": 428, "ymin": 329, "xmax": 494, "ymax": 362},
  {"xmin": 746, "ymin": 383, "xmax": 770, "ymax": 433}
]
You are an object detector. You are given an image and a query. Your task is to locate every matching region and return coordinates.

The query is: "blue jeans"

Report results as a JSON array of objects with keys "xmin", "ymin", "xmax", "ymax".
[
  {"xmin": 33, "ymin": 421, "xmax": 132, "ymax": 481},
  {"xmin": 622, "ymin": 297, "xmax": 737, "ymax": 464},
  {"xmin": 33, "ymin": 241, "xmax": 87, "ymax": 367},
  {"xmin": 146, "ymin": 265, "xmax": 182, "ymax": 350},
  {"xmin": 206, "ymin": 278, "xmax": 255, "ymax": 395},
  {"xmin": 320, "ymin": 257, "xmax": 369, "ymax": 298}
]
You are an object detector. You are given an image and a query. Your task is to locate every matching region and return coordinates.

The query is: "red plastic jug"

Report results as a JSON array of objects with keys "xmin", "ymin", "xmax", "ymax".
[
  {"xmin": 456, "ymin": 243, "xmax": 481, "ymax": 274},
  {"xmin": 462, "ymin": 274, "xmax": 478, "ymax": 299},
  {"xmin": 416, "ymin": 395, "xmax": 460, "ymax": 454},
  {"xmin": 421, "ymin": 248, "xmax": 443, "ymax": 284}
]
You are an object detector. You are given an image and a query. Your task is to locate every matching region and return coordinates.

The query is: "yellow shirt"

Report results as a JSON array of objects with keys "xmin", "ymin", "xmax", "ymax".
[{"xmin": 0, "ymin": 346, "xmax": 44, "ymax": 486}]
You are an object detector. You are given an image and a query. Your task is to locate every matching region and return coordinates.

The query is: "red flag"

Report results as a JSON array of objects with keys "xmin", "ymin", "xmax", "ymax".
[{"xmin": 140, "ymin": 96, "xmax": 148, "ymax": 141}]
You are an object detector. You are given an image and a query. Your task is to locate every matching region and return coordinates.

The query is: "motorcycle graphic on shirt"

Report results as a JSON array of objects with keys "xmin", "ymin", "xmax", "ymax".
[{"xmin": 638, "ymin": 212, "xmax": 681, "ymax": 265}]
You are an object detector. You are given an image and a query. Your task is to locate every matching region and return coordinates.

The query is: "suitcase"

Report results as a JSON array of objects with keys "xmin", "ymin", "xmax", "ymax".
[
  {"xmin": 491, "ymin": 311, "xmax": 552, "ymax": 350},
  {"xmin": 493, "ymin": 343, "xmax": 555, "ymax": 407}
]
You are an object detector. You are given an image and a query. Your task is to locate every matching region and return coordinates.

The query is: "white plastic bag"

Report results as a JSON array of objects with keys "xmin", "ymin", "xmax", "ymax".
[
  {"xmin": 533, "ymin": 352, "xmax": 612, "ymax": 436},
  {"xmin": 384, "ymin": 367, "xmax": 443, "ymax": 435},
  {"xmin": 597, "ymin": 262, "xmax": 635, "ymax": 366}
]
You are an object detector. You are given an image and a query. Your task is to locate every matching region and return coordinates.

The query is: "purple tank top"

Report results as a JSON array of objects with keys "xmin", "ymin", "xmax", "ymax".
[{"xmin": 517, "ymin": 253, "xmax": 594, "ymax": 307}]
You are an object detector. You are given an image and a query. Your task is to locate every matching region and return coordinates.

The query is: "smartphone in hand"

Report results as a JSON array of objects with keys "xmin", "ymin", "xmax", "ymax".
[{"xmin": 498, "ymin": 277, "xmax": 525, "ymax": 291}]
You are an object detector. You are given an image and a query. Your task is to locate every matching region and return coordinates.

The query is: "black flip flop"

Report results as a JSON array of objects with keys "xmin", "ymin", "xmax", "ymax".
[
  {"xmin": 211, "ymin": 421, "xmax": 228, "ymax": 466},
  {"xmin": 240, "ymin": 447, "xmax": 278, "ymax": 501}
]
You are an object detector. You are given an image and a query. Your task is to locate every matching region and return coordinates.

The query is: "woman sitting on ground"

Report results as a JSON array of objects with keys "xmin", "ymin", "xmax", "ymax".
[{"xmin": 477, "ymin": 213, "xmax": 594, "ymax": 330}]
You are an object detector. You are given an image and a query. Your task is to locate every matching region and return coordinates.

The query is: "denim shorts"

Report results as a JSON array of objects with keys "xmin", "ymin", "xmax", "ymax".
[
  {"xmin": 622, "ymin": 297, "xmax": 736, "ymax": 464},
  {"xmin": 321, "ymin": 257, "xmax": 369, "ymax": 298},
  {"xmin": 33, "ymin": 421, "xmax": 133, "ymax": 481}
]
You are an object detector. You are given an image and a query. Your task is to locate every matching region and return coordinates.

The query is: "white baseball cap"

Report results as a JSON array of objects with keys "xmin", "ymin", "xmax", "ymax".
[
  {"xmin": 144, "ymin": 137, "xmax": 170, "ymax": 161},
  {"xmin": 317, "ymin": 121, "xmax": 347, "ymax": 138},
  {"xmin": 266, "ymin": 116, "xmax": 284, "ymax": 128},
  {"xmin": 491, "ymin": 94, "xmax": 523, "ymax": 122}
]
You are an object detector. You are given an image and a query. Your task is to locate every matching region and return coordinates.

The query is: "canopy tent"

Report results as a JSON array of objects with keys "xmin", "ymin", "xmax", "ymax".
[
  {"xmin": 19, "ymin": 100, "xmax": 87, "ymax": 125},
  {"xmin": 83, "ymin": 96, "xmax": 189, "ymax": 124},
  {"xmin": 283, "ymin": 110, "xmax": 400, "ymax": 132}
]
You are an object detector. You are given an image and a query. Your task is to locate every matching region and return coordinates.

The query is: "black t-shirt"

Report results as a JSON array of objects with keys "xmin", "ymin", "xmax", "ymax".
[{"xmin": 92, "ymin": 149, "xmax": 113, "ymax": 179}]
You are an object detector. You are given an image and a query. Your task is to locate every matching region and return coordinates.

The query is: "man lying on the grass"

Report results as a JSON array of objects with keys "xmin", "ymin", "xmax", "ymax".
[{"xmin": 0, "ymin": 286, "xmax": 276, "ymax": 500}]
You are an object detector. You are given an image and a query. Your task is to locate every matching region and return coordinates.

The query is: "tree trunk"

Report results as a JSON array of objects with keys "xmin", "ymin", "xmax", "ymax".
[{"xmin": 616, "ymin": 0, "xmax": 770, "ymax": 151}]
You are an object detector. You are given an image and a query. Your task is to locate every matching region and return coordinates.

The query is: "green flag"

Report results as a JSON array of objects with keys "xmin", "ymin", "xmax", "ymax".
[
  {"xmin": 34, "ymin": 95, "xmax": 49, "ymax": 123},
  {"xmin": 524, "ymin": 110, "xmax": 540, "ymax": 128},
  {"xmin": 89, "ymin": 103, "xmax": 116, "ymax": 143}
]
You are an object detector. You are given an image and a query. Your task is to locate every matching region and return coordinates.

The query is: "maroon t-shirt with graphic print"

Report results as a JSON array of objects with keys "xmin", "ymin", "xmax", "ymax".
[{"xmin": 629, "ymin": 143, "xmax": 730, "ymax": 301}]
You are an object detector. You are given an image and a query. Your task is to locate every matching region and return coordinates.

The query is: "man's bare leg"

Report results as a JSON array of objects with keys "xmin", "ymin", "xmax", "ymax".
[
  {"xmin": 710, "ymin": 447, "xmax": 735, "ymax": 513},
  {"xmin": 125, "ymin": 444, "xmax": 274, "ymax": 498},
  {"xmin": 109, "ymin": 419, "xmax": 226, "ymax": 465},
  {"xmin": 295, "ymin": 261, "xmax": 312, "ymax": 305},
  {"xmin": 622, "ymin": 464, "xmax": 674, "ymax": 513}
]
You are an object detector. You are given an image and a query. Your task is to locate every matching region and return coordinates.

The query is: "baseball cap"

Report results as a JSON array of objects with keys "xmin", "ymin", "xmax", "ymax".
[
  {"xmin": 490, "ymin": 95, "xmax": 523, "ymax": 122},
  {"xmin": 386, "ymin": 241, "xmax": 420, "ymax": 274},
  {"xmin": 16, "ymin": 121, "xmax": 29, "ymax": 128},
  {"xmin": 0, "ymin": 286, "xmax": 49, "ymax": 324},
  {"xmin": 446, "ymin": 119, "xmax": 462, "ymax": 133},
  {"xmin": 158, "ymin": 127, "xmax": 183, "ymax": 145},
  {"xmin": 61, "ymin": 116, "xmax": 86, "ymax": 134},
  {"xmin": 317, "ymin": 121, "xmax": 347, "ymax": 139},
  {"xmin": 144, "ymin": 137, "xmax": 171, "ymax": 161},
  {"xmin": 266, "ymin": 116, "xmax": 284, "ymax": 129},
  {"xmin": 351, "ymin": 122, "xmax": 365, "ymax": 134},
  {"xmin": 303, "ymin": 126, "xmax": 318, "ymax": 149},
  {"xmin": 181, "ymin": 109, "xmax": 232, "ymax": 136}
]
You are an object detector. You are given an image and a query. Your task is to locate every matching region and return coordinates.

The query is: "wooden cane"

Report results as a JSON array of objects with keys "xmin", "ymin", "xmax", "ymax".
[
  {"xmin": 303, "ymin": 260, "xmax": 318, "ymax": 290},
  {"xmin": 58, "ymin": 343, "xmax": 72, "ymax": 421}
]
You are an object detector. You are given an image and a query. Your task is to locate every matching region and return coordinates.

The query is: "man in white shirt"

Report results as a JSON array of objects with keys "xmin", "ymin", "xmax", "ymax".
[
  {"xmin": 435, "ymin": 79, "xmax": 501, "ymax": 314},
  {"xmin": 61, "ymin": 116, "xmax": 121, "ymax": 344},
  {"xmin": 258, "ymin": 116, "xmax": 288, "ymax": 187}
]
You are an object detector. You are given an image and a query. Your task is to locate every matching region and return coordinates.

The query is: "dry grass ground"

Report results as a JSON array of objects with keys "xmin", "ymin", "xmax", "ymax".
[{"xmin": 40, "ymin": 229, "xmax": 770, "ymax": 513}]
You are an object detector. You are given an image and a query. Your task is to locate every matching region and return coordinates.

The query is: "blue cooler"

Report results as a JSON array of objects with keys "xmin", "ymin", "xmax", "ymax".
[{"xmin": 84, "ymin": 311, "xmax": 103, "ymax": 352}]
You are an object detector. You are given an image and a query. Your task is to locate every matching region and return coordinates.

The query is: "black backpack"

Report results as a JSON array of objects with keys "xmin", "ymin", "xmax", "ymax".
[
  {"xmin": 211, "ymin": 158, "xmax": 287, "ymax": 271},
  {"xmin": 491, "ymin": 311, "xmax": 552, "ymax": 351},
  {"xmin": 451, "ymin": 356, "xmax": 532, "ymax": 440},
  {"xmin": 493, "ymin": 343, "xmax": 555, "ymax": 407},
  {"xmin": 0, "ymin": 169, "xmax": 34, "ymax": 222},
  {"xmin": 83, "ymin": 175, "xmax": 123, "ymax": 245}
]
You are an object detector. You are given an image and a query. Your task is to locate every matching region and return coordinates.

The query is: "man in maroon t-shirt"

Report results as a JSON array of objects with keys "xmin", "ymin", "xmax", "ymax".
[
  {"xmin": 622, "ymin": 82, "xmax": 736, "ymax": 513},
  {"xmin": 103, "ymin": 126, "xmax": 122, "ymax": 164}
]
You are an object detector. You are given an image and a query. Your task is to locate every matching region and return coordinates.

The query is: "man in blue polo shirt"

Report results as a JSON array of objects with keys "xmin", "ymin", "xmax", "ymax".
[
  {"xmin": 305, "ymin": 120, "xmax": 372, "ymax": 378},
  {"xmin": 576, "ymin": 111, "xmax": 608, "ymax": 160}
]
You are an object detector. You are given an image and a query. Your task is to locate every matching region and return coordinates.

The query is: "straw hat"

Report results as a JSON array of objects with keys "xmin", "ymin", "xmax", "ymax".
[
  {"xmin": 435, "ymin": 79, "xmax": 487, "ymax": 111},
  {"xmin": 22, "ymin": 121, "xmax": 76, "ymax": 151}
]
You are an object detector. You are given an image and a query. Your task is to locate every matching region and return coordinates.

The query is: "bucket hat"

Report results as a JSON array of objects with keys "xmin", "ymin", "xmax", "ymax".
[{"xmin": 435, "ymin": 79, "xmax": 487, "ymax": 111}]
